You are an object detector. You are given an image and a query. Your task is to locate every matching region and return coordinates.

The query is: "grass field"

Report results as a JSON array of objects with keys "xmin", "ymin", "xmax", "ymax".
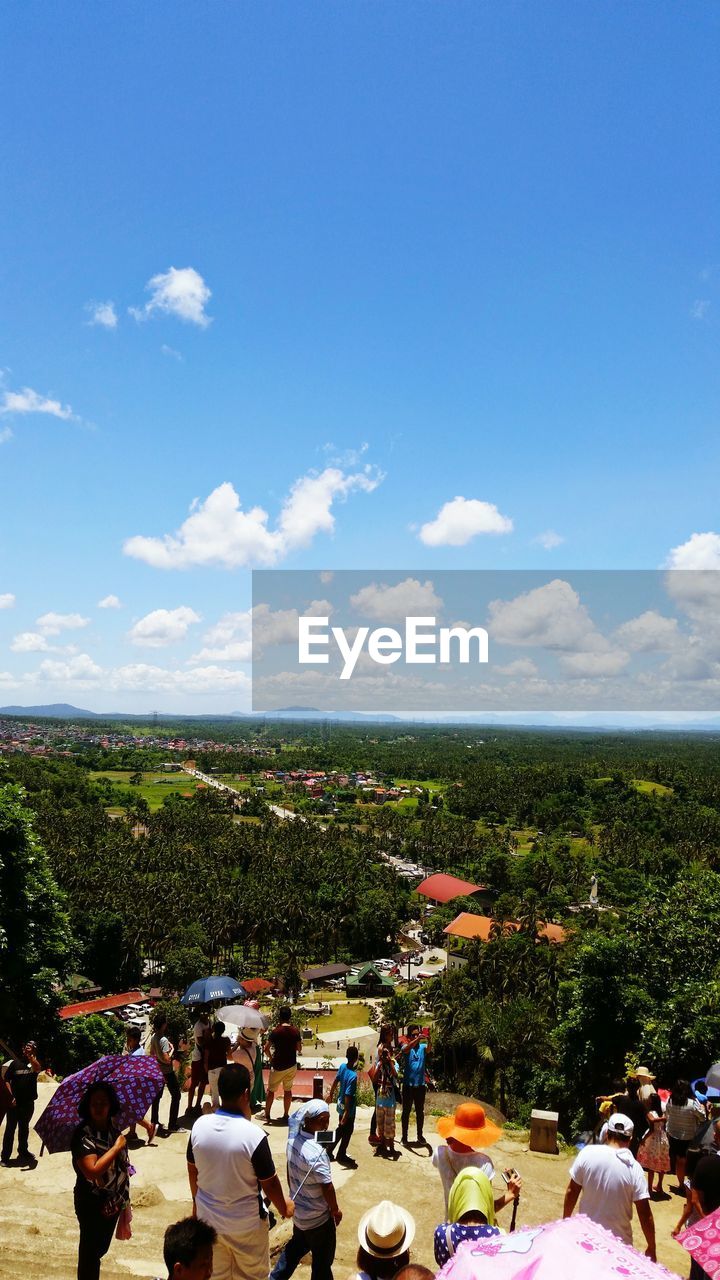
[
  {"xmin": 631, "ymin": 778, "xmax": 673, "ymax": 795},
  {"xmin": 305, "ymin": 1001, "xmax": 372, "ymax": 1035},
  {"xmin": 90, "ymin": 769, "xmax": 204, "ymax": 811}
]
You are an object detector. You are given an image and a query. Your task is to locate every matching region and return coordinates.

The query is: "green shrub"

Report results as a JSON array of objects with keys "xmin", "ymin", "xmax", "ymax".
[{"xmin": 53, "ymin": 1014, "xmax": 124, "ymax": 1074}]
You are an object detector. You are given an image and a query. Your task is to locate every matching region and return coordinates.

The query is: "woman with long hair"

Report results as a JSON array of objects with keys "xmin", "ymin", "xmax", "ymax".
[
  {"xmin": 369, "ymin": 1024, "xmax": 396, "ymax": 1147},
  {"xmin": 71, "ymin": 1082, "xmax": 131, "ymax": 1280}
]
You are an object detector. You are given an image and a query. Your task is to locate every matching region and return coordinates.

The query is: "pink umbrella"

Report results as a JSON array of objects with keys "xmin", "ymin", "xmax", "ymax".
[
  {"xmin": 436, "ymin": 1215, "xmax": 681, "ymax": 1280},
  {"xmin": 678, "ymin": 1206, "xmax": 720, "ymax": 1279}
]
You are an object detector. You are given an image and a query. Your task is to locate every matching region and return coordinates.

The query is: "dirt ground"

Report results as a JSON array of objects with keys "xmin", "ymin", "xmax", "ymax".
[{"xmin": 0, "ymin": 1082, "xmax": 689, "ymax": 1279}]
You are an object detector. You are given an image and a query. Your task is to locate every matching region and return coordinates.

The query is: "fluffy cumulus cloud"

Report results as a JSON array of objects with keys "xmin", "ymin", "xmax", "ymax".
[
  {"xmin": 36, "ymin": 611, "xmax": 90, "ymax": 635},
  {"xmin": 192, "ymin": 600, "xmax": 333, "ymax": 663},
  {"xmin": 36, "ymin": 653, "xmax": 104, "ymax": 685},
  {"xmin": 98, "ymin": 594, "xmax": 122, "ymax": 609},
  {"xmin": 0, "ymin": 593, "xmax": 15, "ymax": 610},
  {"xmin": 128, "ymin": 606, "xmax": 201, "ymax": 648},
  {"xmin": 123, "ymin": 466, "xmax": 383, "ymax": 570},
  {"xmin": 130, "ymin": 266, "xmax": 212, "ymax": 327},
  {"xmin": 349, "ymin": 578, "xmax": 443, "ymax": 621},
  {"xmin": 663, "ymin": 534, "xmax": 720, "ymax": 640},
  {"xmin": 11, "ymin": 632, "xmax": 54, "ymax": 653},
  {"xmin": 192, "ymin": 611, "xmax": 253, "ymax": 663},
  {"xmin": 418, "ymin": 497, "xmax": 513, "ymax": 547},
  {"xmin": 615, "ymin": 610, "xmax": 680, "ymax": 652},
  {"xmin": 0, "ymin": 387, "xmax": 75, "ymax": 420},
  {"xmin": 86, "ymin": 301, "xmax": 118, "ymax": 329},
  {"xmin": 488, "ymin": 579, "xmax": 609, "ymax": 652},
  {"xmin": 665, "ymin": 532, "xmax": 720, "ymax": 570}
]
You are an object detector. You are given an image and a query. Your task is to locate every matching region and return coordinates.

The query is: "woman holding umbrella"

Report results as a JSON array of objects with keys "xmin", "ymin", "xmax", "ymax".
[{"xmin": 71, "ymin": 1081, "xmax": 131, "ymax": 1280}]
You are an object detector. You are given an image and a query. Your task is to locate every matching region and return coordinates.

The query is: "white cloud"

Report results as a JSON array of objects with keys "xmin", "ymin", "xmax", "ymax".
[
  {"xmin": 559, "ymin": 650, "xmax": 630, "ymax": 678},
  {"xmin": 615, "ymin": 610, "xmax": 680, "ymax": 652},
  {"xmin": 123, "ymin": 466, "xmax": 383, "ymax": 570},
  {"xmin": 488, "ymin": 579, "xmax": 608, "ymax": 652},
  {"xmin": 98, "ymin": 594, "xmax": 122, "ymax": 609},
  {"xmin": 319, "ymin": 571, "xmax": 334, "ymax": 584},
  {"xmin": 36, "ymin": 611, "xmax": 90, "ymax": 635},
  {"xmin": 418, "ymin": 497, "xmax": 513, "ymax": 547},
  {"xmin": 36, "ymin": 653, "xmax": 104, "ymax": 685},
  {"xmin": 278, "ymin": 467, "xmax": 383, "ymax": 550},
  {"xmin": 129, "ymin": 606, "xmax": 201, "ymax": 649},
  {"xmin": 0, "ymin": 426, "xmax": 12, "ymax": 444},
  {"xmin": 11, "ymin": 632, "xmax": 53, "ymax": 653},
  {"xmin": 130, "ymin": 266, "xmax": 212, "ymax": 327},
  {"xmin": 110, "ymin": 663, "xmax": 250, "ymax": 694},
  {"xmin": 0, "ymin": 593, "xmax": 15, "ymax": 610},
  {"xmin": 193, "ymin": 599, "xmax": 335, "ymax": 663},
  {"xmin": 349, "ymin": 578, "xmax": 443, "ymax": 621},
  {"xmin": 533, "ymin": 529, "xmax": 564, "ymax": 550},
  {"xmin": 665, "ymin": 532, "xmax": 720, "ymax": 570},
  {"xmin": 692, "ymin": 300, "xmax": 711, "ymax": 321},
  {"xmin": 86, "ymin": 301, "xmax": 118, "ymax": 329},
  {"xmin": 192, "ymin": 611, "xmax": 253, "ymax": 663},
  {"xmin": 0, "ymin": 387, "xmax": 75, "ymax": 420},
  {"xmin": 161, "ymin": 344, "xmax": 183, "ymax": 361}
]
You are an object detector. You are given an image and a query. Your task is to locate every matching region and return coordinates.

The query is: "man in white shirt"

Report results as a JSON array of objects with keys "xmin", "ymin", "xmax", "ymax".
[
  {"xmin": 563, "ymin": 1113, "xmax": 656, "ymax": 1259},
  {"xmin": 187, "ymin": 1063, "xmax": 294, "ymax": 1280}
]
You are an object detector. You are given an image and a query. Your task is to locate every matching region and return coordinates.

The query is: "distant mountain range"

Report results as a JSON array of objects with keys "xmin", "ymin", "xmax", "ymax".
[
  {"xmin": 2, "ymin": 702, "xmax": 720, "ymax": 731},
  {"xmin": 0, "ymin": 702, "xmax": 399, "ymax": 723}
]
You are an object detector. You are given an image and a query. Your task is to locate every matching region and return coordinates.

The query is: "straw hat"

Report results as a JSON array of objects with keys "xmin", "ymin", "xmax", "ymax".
[
  {"xmin": 436, "ymin": 1101, "xmax": 503, "ymax": 1148},
  {"xmin": 634, "ymin": 1066, "xmax": 656, "ymax": 1082},
  {"xmin": 358, "ymin": 1202, "xmax": 416, "ymax": 1258}
]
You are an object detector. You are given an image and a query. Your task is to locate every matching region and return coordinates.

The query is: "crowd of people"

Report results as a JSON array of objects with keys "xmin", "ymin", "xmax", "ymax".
[{"xmin": 2, "ymin": 1015, "xmax": 720, "ymax": 1280}]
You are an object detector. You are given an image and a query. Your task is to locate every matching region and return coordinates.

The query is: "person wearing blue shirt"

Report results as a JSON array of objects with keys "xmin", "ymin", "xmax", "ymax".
[
  {"xmin": 401, "ymin": 1026, "xmax": 430, "ymax": 1148},
  {"xmin": 328, "ymin": 1047, "xmax": 359, "ymax": 1167}
]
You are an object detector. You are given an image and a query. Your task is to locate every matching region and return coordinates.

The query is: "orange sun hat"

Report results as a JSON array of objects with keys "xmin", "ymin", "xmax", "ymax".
[{"xmin": 437, "ymin": 1101, "xmax": 503, "ymax": 1148}]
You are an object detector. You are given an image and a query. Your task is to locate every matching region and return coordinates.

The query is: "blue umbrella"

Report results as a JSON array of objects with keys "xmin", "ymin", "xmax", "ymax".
[{"xmin": 180, "ymin": 975, "xmax": 246, "ymax": 1006}]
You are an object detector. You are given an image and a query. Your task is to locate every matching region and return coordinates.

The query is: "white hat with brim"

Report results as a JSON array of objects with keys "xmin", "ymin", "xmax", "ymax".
[
  {"xmin": 358, "ymin": 1201, "xmax": 416, "ymax": 1259},
  {"xmin": 635, "ymin": 1067, "xmax": 656, "ymax": 1082}
]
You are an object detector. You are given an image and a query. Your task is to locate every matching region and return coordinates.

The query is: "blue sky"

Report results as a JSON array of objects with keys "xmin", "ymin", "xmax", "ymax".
[{"xmin": 1, "ymin": 2, "xmax": 718, "ymax": 712}]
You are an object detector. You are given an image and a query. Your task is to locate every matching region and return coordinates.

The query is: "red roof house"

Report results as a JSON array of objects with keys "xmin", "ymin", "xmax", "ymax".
[
  {"xmin": 443, "ymin": 911, "xmax": 567, "ymax": 945},
  {"xmin": 416, "ymin": 873, "xmax": 484, "ymax": 903},
  {"xmin": 59, "ymin": 990, "xmax": 145, "ymax": 1020}
]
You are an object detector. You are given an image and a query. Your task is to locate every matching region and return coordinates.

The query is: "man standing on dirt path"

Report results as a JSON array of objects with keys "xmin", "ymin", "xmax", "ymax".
[{"xmin": 563, "ymin": 1113, "xmax": 656, "ymax": 1259}]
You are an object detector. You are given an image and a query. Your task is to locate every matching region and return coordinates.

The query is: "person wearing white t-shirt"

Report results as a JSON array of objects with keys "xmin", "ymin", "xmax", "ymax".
[
  {"xmin": 187, "ymin": 1063, "xmax": 294, "ymax": 1280},
  {"xmin": 564, "ymin": 1113, "xmax": 656, "ymax": 1259}
]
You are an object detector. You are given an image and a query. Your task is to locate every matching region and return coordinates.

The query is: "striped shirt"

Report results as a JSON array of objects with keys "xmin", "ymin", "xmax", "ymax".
[
  {"xmin": 286, "ymin": 1127, "xmax": 332, "ymax": 1230},
  {"xmin": 665, "ymin": 1099, "xmax": 705, "ymax": 1141}
]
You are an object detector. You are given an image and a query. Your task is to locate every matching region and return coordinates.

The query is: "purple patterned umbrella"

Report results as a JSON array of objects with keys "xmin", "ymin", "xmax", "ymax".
[{"xmin": 34, "ymin": 1054, "xmax": 164, "ymax": 1154}]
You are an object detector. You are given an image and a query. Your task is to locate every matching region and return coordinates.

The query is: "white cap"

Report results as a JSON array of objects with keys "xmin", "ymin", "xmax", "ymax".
[{"xmin": 608, "ymin": 1114, "xmax": 634, "ymax": 1137}]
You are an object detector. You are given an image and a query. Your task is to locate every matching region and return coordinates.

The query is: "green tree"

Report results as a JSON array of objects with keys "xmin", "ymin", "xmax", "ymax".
[
  {"xmin": 161, "ymin": 945, "xmax": 209, "ymax": 996},
  {"xmin": 0, "ymin": 781, "xmax": 74, "ymax": 1048},
  {"xmin": 54, "ymin": 1013, "xmax": 124, "ymax": 1074}
]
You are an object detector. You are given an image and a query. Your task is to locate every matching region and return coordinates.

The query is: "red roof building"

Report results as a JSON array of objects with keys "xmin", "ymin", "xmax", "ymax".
[
  {"xmin": 59, "ymin": 990, "xmax": 145, "ymax": 1020},
  {"xmin": 443, "ymin": 912, "xmax": 567, "ymax": 945},
  {"xmin": 416, "ymin": 873, "xmax": 484, "ymax": 903}
]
